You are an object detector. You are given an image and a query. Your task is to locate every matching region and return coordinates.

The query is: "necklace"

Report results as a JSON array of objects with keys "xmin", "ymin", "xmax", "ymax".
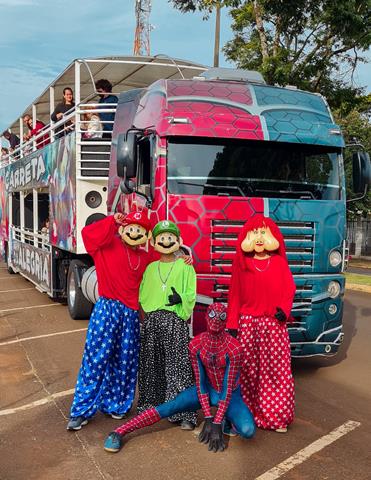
[
  {"xmin": 126, "ymin": 246, "xmax": 141, "ymax": 271},
  {"xmin": 157, "ymin": 260, "xmax": 176, "ymax": 291},
  {"xmin": 253, "ymin": 257, "xmax": 271, "ymax": 272}
]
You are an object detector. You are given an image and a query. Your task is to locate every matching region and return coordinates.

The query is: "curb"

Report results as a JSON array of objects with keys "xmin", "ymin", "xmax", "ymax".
[{"xmin": 346, "ymin": 283, "xmax": 371, "ymax": 294}]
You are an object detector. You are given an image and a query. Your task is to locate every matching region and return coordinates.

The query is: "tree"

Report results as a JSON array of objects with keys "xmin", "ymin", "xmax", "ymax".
[
  {"xmin": 335, "ymin": 96, "xmax": 371, "ymax": 218},
  {"xmin": 171, "ymin": 1, "xmax": 370, "ymax": 105}
]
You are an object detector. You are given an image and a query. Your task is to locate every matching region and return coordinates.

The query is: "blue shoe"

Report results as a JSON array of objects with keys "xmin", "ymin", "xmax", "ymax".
[
  {"xmin": 222, "ymin": 419, "xmax": 238, "ymax": 437},
  {"xmin": 67, "ymin": 416, "xmax": 88, "ymax": 431},
  {"xmin": 104, "ymin": 432, "xmax": 122, "ymax": 453}
]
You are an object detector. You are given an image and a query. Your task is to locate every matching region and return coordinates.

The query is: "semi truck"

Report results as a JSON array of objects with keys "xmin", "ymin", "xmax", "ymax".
[{"xmin": 1, "ymin": 56, "xmax": 370, "ymax": 357}]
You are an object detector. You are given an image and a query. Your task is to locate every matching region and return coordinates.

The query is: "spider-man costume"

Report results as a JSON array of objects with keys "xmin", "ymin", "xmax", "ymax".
[{"xmin": 104, "ymin": 303, "xmax": 256, "ymax": 453}]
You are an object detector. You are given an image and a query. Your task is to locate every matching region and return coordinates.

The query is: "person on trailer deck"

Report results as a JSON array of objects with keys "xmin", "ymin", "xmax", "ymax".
[
  {"xmin": 23, "ymin": 114, "xmax": 49, "ymax": 149},
  {"xmin": 137, "ymin": 220, "xmax": 197, "ymax": 431},
  {"xmin": 226, "ymin": 215, "xmax": 296, "ymax": 433},
  {"xmin": 51, "ymin": 87, "xmax": 75, "ymax": 136},
  {"xmin": 103, "ymin": 303, "xmax": 256, "ymax": 454},
  {"xmin": 67, "ymin": 212, "xmax": 153, "ymax": 430},
  {"xmin": 1, "ymin": 130, "xmax": 20, "ymax": 152},
  {"xmin": 95, "ymin": 79, "xmax": 118, "ymax": 137}
]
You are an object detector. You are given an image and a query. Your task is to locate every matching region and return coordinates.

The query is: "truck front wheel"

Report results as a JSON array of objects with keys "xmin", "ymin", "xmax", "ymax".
[{"xmin": 67, "ymin": 260, "xmax": 93, "ymax": 320}]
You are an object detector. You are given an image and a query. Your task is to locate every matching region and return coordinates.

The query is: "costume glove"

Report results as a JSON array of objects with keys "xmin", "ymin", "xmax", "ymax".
[
  {"xmin": 227, "ymin": 329, "xmax": 238, "ymax": 338},
  {"xmin": 199, "ymin": 417, "xmax": 214, "ymax": 444},
  {"xmin": 275, "ymin": 307, "xmax": 287, "ymax": 322},
  {"xmin": 165, "ymin": 287, "xmax": 182, "ymax": 306},
  {"xmin": 208, "ymin": 422, "xmax": 226, "ymax": 453}
]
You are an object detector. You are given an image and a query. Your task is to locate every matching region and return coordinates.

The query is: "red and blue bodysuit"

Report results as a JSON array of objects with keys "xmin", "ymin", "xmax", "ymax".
[{"xmin": 104, "ymin": 303, "xmax": 256, "ymax": 453}]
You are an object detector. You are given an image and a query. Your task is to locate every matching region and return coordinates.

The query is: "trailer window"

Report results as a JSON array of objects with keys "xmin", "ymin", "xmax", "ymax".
[
  {"xmin": 12, "ymin": 192, "xmax": 20, "ymax": 227},
  {"xmin": 24, "ymin": 192, "xmax": 34, "ymax": 230},
  {"xmin": 167, "ymin": 138, "xmax": 341, "ymax": 200}
]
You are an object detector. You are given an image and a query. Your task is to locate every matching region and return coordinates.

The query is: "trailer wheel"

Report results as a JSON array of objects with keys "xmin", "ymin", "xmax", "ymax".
[{"xmin": 67, "ymin": 260, "xmax": 93, "ymax": 320}]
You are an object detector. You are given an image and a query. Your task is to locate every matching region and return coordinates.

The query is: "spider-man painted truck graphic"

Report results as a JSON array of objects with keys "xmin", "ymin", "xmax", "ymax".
[{"xmin": 107, "ymin": 67, "xmax": 370, "ymax": 358}]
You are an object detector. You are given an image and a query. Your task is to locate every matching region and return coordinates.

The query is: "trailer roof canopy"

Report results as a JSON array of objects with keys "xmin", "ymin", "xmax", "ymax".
[{"xmin": 6, "ymin": 55, "xmax": 207, "ymax": 136}]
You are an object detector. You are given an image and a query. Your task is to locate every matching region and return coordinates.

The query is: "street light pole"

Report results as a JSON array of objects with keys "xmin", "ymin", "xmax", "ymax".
[{"xmin": 213, "ymin": 3, "xmax": 221, "ymax": 67}]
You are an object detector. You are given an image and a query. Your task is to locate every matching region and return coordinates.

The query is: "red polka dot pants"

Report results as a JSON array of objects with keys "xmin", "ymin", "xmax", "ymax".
[{"xmin": 238, "ymin": 315, "xmax": 295, "ymax": 430}]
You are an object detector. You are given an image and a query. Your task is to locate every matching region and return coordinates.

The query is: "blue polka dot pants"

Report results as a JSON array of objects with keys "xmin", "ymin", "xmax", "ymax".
[{"xmin": 70, "ymin": 297, "xmax": 140, "ymax": 419}]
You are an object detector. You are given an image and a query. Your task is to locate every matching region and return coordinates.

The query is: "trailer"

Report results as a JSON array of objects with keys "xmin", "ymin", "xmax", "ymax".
[{"xmin": 0, "ymin": 56, "xmax": 207, "ymax": 318}]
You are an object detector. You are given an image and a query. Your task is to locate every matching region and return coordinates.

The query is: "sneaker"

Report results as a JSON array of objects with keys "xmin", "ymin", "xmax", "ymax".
[
  {"xmin": 110, "ymin": 412, "xmax": 126, "ymax": 420},
  {"xmin": 180, "ymin": 420, "xmax": 195, "ymax": 431},
  {"xmin": 275, "ymin": 427, "xmax": 288, "ymax": 433},
  {"xmin": 67, "ymin": 416, "xmax": 88, "ymax": 431},
  {"xmin": 104, "ymin": 432, "xmax": 122, "ymax": 453}
]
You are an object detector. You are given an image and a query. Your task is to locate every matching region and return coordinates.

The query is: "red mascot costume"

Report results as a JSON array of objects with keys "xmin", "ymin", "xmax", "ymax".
[{"xmin": 227, "ymin": 215, "xmax": 296, "ymax": 432}]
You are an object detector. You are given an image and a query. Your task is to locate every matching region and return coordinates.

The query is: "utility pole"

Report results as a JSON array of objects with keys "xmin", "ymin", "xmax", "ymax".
[
  {"xmin": 213, "ymin": 3, "xmax": 221, "ymax": 67},
  {"xmin": 134, "ymin": 0, "xmax": 152, "ymax": 56}
]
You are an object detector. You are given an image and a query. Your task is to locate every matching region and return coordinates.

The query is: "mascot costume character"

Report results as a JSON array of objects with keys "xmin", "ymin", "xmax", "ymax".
[
  {"xmin": 104, "ymin": 303, "xmax": 256, "ymax": 453},
  {"xmin": 67, "ymin": 212, "xmax": 152, "ymax": 430},
  {"xmin": 227, "ymin": 215, "xmax": 296, "ymax": 432},
  {"xmin": 137, "ymin": 220, "xmax": 197, "ymax": 430}
]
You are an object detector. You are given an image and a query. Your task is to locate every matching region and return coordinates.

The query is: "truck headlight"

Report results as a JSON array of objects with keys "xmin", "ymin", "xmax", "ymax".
[
  {"xmin": 328, "ymin": 281, "xmax": 341, "ymax": 298},
  {"xmin": 329, "ymin": 250, "xmax": 342, "ymax": 267}
]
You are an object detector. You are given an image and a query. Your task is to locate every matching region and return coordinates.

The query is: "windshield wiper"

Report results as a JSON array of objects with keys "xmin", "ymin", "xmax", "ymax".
[
  {"xmin": 256, "ymin": 189, "xmax": 315, "ymax": 199},
  {"xmin": 204, "ymin": 184, "xmax": 245, "ymax": 196}
]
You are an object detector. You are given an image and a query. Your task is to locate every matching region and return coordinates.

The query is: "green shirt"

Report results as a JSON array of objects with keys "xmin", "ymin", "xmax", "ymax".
[{"xmin": 139, "ymin": 258, "xmax": 196, "ymax": 321}]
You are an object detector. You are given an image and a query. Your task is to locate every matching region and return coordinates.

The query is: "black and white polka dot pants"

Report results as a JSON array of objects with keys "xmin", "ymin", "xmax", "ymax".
[{"xmin": 137, "ymin": 309, "xmax": 197, "ymax": 425}]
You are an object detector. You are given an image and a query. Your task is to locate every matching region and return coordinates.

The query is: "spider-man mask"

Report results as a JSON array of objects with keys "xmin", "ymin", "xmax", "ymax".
[{"xmin": 206, "ymin": 303, "xmax": 227, "ymax": 334}]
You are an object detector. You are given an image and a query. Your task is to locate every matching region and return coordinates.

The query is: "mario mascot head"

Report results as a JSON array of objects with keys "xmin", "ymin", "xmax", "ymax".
[
  {"xmin": 118, "ymin": 212, "xmax": 152, "ymax": 247},
  {"xmin": 151, "ymin": 220, "xmax": 182, "ymax": 255}
]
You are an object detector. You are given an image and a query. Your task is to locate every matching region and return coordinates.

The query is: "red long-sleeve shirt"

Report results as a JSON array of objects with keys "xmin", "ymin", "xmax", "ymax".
[
  {"xmin": 82, "ymin": 215, "xmax": 154, "ymax": 310},
  {"xmin": 227, "ymin": 254, "xmax": 296, "ymax": 330}
]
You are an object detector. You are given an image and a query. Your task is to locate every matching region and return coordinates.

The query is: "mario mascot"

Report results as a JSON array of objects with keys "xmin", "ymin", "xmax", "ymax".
[
  {"xmin": 227, "ymin": 215, "xmax": 296, "ymax": 433},
  {"xmin": 67, "ymin": 212, "xmax": 152, "ymax": 430},
  {"xmin": 104, "ymin": 303, "xmax": 255, "ymax": 453},
  {"xmin": 137, "ymin": 220, "xmax": 197, "ymax": 430}
]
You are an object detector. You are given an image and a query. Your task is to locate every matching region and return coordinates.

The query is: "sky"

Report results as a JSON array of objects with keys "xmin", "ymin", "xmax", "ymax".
[{"xmin": 0, "ymin": 0, "xmax": 370, "ymax": 137}]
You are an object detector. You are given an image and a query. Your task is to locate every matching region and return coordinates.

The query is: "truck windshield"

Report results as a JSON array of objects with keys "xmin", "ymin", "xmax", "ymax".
[{"xmin": 167, "ymin": 137, "xmax": 341, "ymax": 200}]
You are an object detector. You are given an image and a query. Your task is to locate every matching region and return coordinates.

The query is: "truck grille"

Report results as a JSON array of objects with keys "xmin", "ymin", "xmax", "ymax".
[
  {"xmin": 211, "ymin": 219, "xmax": 315, "ymax": 272},
  {"xmin": 210, "ymin": 219, "xmax": 316, "ymax": 317}
]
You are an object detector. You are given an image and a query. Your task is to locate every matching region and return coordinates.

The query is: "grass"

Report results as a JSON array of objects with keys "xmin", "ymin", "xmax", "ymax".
[{"xmin": 345, "ymin": 272, "xmax": 371, "ymax": 286}]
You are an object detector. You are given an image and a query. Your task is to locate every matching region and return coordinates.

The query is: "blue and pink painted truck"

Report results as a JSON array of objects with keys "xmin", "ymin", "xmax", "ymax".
[{"xmin": 1, "ymin": 57, "xmax": 370, "ymax": 357}]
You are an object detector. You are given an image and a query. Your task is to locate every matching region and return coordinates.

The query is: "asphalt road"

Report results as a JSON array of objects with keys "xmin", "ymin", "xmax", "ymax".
[{"xmin": 0, "ymin": 265, "xmax": 370, "ymax": 480}]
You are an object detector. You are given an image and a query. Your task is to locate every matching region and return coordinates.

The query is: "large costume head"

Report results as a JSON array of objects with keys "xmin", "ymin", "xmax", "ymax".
[
  {"xmin": 206, "ymin": 303, "xmax": 227, "ymax": 334},
  {"xmin": 118, "ymin": 211, "xmax": 152, "ymax": 247},
  {"xmin": 236, "ymin": 215, "xmax": 288, "ymax": 268},
  {"xmin": 151, "ymin": 220, "xmax": 182, "ymax": 255}
]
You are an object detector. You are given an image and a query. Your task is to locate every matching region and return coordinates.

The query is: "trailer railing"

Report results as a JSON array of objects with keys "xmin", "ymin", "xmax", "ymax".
[{"xmin": 0, "ymin": 101, "xmax": 117, "ymax": 175}]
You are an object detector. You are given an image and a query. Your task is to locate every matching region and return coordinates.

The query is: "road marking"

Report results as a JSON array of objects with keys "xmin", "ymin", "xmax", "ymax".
[
  {"xmin": 0, "ymin": 304, "xmax": 62, "ymax": 315},
  {"xmin": 0, "ymin": 327, "xmax": 88, "ymax": 346},
  {"xmin": 255, "ymin": 420, "xmax": 361, "ymax": 480},
  {"xmin": 0, "ymin": 287, "xmax": 34, "ymax": 293},
  {"xmin": 0, "ymin": 388, "xmax": 75, "ymax": 416}
]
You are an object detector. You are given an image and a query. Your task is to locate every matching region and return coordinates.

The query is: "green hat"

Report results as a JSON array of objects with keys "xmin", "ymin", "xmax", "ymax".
[{"xmin": 152, "ymin": 220, "xmax": 180, "ymax": 239}]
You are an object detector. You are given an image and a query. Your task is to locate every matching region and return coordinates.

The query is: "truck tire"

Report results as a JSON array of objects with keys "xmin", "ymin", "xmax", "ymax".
[{"xmin": 67, "ymin": 260, "xmax": 94, "ymax": 320}]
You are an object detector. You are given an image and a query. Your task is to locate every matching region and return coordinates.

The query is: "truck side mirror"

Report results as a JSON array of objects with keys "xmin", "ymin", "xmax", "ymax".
[
  {"xmin": 352, "ymin": 151, "xmax": 371, "ymax": 193},
  {"xmin": 117, "ymin": 131, "xmax": 140, "ymax": 178}
]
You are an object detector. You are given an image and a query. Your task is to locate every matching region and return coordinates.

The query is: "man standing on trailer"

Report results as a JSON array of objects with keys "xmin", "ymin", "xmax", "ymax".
[
  {"xmin": 95, "ymin": 79, "xmax": 118, "ymax": 138},
  {"xmin": 67, "ymin": 212, "xmax": 153, "ymax": 430}
]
